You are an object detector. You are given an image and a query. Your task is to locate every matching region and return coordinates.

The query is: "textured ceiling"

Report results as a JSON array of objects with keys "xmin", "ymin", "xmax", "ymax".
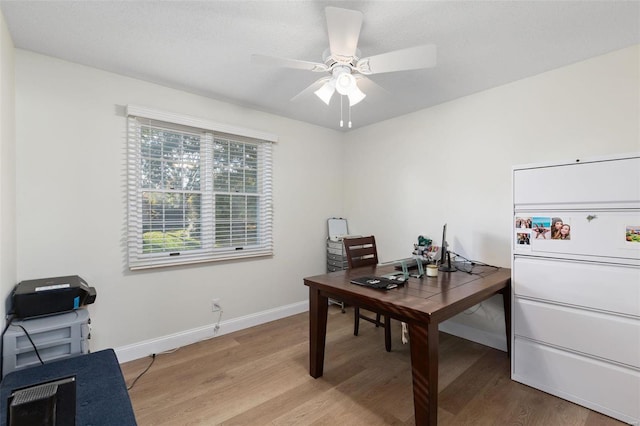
[{"xmin": 1, "ymin": 1, "xmax": 639, "ymax": 131}]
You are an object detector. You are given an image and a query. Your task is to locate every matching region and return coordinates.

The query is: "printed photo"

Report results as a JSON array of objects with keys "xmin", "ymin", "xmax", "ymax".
[
  {"xmin": 516, "ymin": 232, "xmax": 530, "ymax": 245},
  {"xmin": 515, "ymin": 217, "xmax": 532, "ymax": 229},
  {"xmin": 551, "ymin": 217, "xmax": 571, "ymax": 240},
  {"xmin": 626, "ymin": 226, "xmax": 640, "ymax": 243},
  {"xmin": 531, "ymin": 217, "xmax": 551, "ymax": 239}
]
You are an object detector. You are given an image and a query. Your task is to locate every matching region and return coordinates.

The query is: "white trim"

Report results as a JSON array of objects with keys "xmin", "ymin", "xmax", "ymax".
[
  {"xmin": 113, "ymin": 300, "xmax": 308, "ymax": 363},
  {"xmin": 438, "ymin": 320, "xmax": 508, "ymax": 352},
  {"xmin": 113, "ymin": 300, "xmax": 507, "ymax": 364},
  {"xmin": 126, "ymin": 104, "xmax": 278, "ymax": 143}
]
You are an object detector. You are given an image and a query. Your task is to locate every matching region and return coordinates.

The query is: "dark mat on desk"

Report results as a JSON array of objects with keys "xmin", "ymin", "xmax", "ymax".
[
  {"xmin": 1, "ymin": 349, "xmax": 137, "ymax": 426},
  {"xmin": 351, "ymin": 276, "xmax": 404, "ymax": 290}
]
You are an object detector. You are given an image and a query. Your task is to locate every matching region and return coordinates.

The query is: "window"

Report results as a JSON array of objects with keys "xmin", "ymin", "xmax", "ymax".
[{"xmin": 127, "ymin": 106, "xmax": 275, "ymax": 269}]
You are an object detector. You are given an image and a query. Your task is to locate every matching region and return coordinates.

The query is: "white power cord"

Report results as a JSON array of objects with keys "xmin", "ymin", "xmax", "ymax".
[{"xmin": 212, "ymin": 306, "xmax": 223, "ymax": 335}]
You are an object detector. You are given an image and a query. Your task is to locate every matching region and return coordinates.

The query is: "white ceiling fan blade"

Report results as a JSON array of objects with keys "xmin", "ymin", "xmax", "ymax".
[
  {"xmin": 356, "ymin": 44, "xmax": 437, "ymax": 75},
  {"xmin": 353, "ymin": 75, "xmax": 391, "ymax": 103},
  {"xmin": 354, "ymin": 75, "xmax": 388, "ymax": 98},
  {"xmin": 290, "ymin": 77, "xmax": 332, "ymax": 102},
  {"xmin": 251, "ymin": 54, "xmax": 328, "ymax": 72},
  {"xmin": 325, "ymin": 7, "xmax": 363, "ymax": 59}
]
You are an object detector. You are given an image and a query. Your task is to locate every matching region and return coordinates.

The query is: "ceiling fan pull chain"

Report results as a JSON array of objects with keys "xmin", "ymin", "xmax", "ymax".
[
  {"xmin": 340, "ymin": 95, "xmax": 344, "ymax": 127},
  {"xmin": 348, "ymin": 103, "xmax": 352, "ymax": 128}
]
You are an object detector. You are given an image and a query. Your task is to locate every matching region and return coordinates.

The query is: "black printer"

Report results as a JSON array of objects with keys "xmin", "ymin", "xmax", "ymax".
[{"xmin": 11, "ymin": 275, "xmax": 96, "ymax": 319}]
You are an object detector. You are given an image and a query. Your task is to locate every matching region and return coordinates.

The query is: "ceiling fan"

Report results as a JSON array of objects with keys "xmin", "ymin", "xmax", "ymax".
[{"xmin": 251, "ymin": 6, "xmax": 436, "ymax": 127}]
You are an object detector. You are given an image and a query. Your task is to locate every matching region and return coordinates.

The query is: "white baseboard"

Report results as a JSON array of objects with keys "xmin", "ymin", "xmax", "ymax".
[
  {"xmin": 438, "ymin": 320, "xmax": 508, "ymax": 352},
  {"xmin": 114, "ymin": 300, "xmax": 309, "ymax": 363},
  {"xmin": 114, "ymin": 301, "xmax": 506, "ymax": 364}
]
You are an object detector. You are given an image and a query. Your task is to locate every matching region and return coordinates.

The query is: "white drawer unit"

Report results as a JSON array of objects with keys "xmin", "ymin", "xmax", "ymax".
[
  {"xmin": 514, "ymin": 298, "xmax": 640, "ymax": 368},
  {"xmin": 326, "ymin": 240, "xmax": 348, "ymax": 272},
  {"xmin": 512, "ymin": 153, "xmax": 640, "ymax": 425},
  {"xmin": 327, "ymin": 218, "xmax": 353, "ymax": 311},
  {"xmin": 513, "ymin": 257, "xmax": 640, "ymax": 317},
  {"xmin": 515, "ymin": 211, "xmax": 640, "ymax": 265},
  {"xmin": 2, "ymin": 309, "xmax": 91, "ymax": 376},
  {"xmin": 513, "ymin": 155, "xmax": 640, "ymax": 206},
  {"xmin": 513, "ymin": 338, "xmax": 640, "ymax": 423}
]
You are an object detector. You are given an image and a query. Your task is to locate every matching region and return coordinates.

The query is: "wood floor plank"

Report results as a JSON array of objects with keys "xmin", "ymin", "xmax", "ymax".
[
  {"xmin": 220, "ymin": 361, "xmax": 365, "ymax": 425},
  {"xmin": 122, "ymin": 306, "xmax": 626, "ymax": 425},
  {"xmin": 438, "ymin": 348, "xmax": 507, "ymax": 414}
]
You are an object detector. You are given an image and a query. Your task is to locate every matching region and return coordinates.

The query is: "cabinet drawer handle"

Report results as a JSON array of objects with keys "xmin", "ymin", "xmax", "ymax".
[{"xmin": 586, "ymin": 214, "xmax": 597, "ymax": 222}]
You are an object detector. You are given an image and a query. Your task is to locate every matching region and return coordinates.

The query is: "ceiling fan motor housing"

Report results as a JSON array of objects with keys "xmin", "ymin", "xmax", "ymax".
[{"xmin": 321, "ymin": 47, "xmax": 360, "ymax": 71}]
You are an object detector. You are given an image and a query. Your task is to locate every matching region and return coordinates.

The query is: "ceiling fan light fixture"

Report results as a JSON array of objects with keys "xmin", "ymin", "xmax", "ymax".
[
  {"xmin": 347, "ymin": 83, "xmax": 366, "ymax": 106},
  {"xmin": 335, "ymin": 71, "xmax": 355, "ymax": 95},
  {"xmin": 314, "ymin": 80, "xmax": 335, "ymax": 105}
]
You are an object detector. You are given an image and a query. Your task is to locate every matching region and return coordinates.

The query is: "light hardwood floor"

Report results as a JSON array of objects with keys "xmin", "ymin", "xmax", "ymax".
[{"xmin": 121, "ymin": 306, "xmax": 625, "ymax": 425}]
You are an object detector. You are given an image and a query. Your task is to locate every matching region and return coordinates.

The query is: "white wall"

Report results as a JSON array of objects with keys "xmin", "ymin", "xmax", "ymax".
[
  {"xmin": 15, "ymin": 50, "xmax": 344, "ymax": 360},
  {"xmin": 13, "ymin": 43, "xmax": 640, "ymax": 360},
  {"xmin": 343, "ymin": 45, "xmax": 640, "ymax": 350},
  {"xmin": 0, "ymin": 10, "xmax": 16, "ymax": 322}
]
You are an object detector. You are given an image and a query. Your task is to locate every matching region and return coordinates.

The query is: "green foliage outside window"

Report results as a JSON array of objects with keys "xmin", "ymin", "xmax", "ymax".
[{"xmin": 143, "ymin": 230, "xmax": 201, "ymax": 253}]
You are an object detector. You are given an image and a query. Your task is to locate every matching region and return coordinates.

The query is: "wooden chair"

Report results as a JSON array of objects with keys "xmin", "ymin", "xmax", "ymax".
[{"xmin": 342, "ymin": 236, "xmax": 392, "ymax": 352}]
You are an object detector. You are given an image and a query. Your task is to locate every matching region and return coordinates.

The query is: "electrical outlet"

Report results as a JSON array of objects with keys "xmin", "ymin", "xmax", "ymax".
[{"xmin": 211, "ymin": 298, "xmax": 221, "ymax": 312}]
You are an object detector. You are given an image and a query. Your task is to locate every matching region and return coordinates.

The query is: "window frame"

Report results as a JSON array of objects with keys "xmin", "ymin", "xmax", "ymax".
[{"xmin": 126, "ymin": 105, "xmax": 276, "ymax": 270}]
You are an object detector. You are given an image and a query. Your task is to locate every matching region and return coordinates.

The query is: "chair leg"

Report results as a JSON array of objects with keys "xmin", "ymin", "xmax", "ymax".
[
  {"xmin": 354, "ymin": 307, "xmax": 360, "ymax": 336},
  {"xmin": 384, "ymin": 316, "xmax": 391, "ymax": 352},
  {"xmin": 375, "ymin": 313, "xmax": 381, "ymax": 327}
]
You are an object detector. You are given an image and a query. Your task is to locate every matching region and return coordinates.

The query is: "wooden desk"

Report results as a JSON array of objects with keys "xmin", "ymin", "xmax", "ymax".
[{"xmin": 304, "ymin": 264, "xmax": 511, "ymax": 426}]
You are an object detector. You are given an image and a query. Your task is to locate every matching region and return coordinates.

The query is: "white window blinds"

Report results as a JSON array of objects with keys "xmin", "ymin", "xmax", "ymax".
[{"xmin": 126, "ymin": 105, "xmax": 275, "ymax": 270}]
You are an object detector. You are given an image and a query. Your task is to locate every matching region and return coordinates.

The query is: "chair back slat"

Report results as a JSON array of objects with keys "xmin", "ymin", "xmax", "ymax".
[{"xmin": 343, "ymin": 236, "xmax": 378, "ymax": 269}]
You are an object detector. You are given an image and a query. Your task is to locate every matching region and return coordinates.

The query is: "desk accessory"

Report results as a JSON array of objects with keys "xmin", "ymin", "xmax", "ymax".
[
  {"xmin": 350, "ymin": 276, "xmax": 403, "ymax": 290},
  {"xmin": 426, "ymin": 265, "xmax": 438, "ymax": 277}
]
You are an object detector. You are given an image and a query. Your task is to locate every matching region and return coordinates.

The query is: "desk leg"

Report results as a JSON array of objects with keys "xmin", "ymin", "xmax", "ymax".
[
  {"xmin": 309, "ymin": 286, "xmax": 328, "ymax": 378},
  {"xmin": 408, "ymin": 321, "xmax": 439, "ymax": 426},
  {"xmin": 501, "ymin": 285, "xmax": 512, "ymax": 356}
]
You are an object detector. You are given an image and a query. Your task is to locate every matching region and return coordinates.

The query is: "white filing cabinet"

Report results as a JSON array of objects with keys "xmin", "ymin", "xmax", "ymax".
[{"xmin": 511, "ymin": 153, "xmax": 640, "ymax": 424}]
